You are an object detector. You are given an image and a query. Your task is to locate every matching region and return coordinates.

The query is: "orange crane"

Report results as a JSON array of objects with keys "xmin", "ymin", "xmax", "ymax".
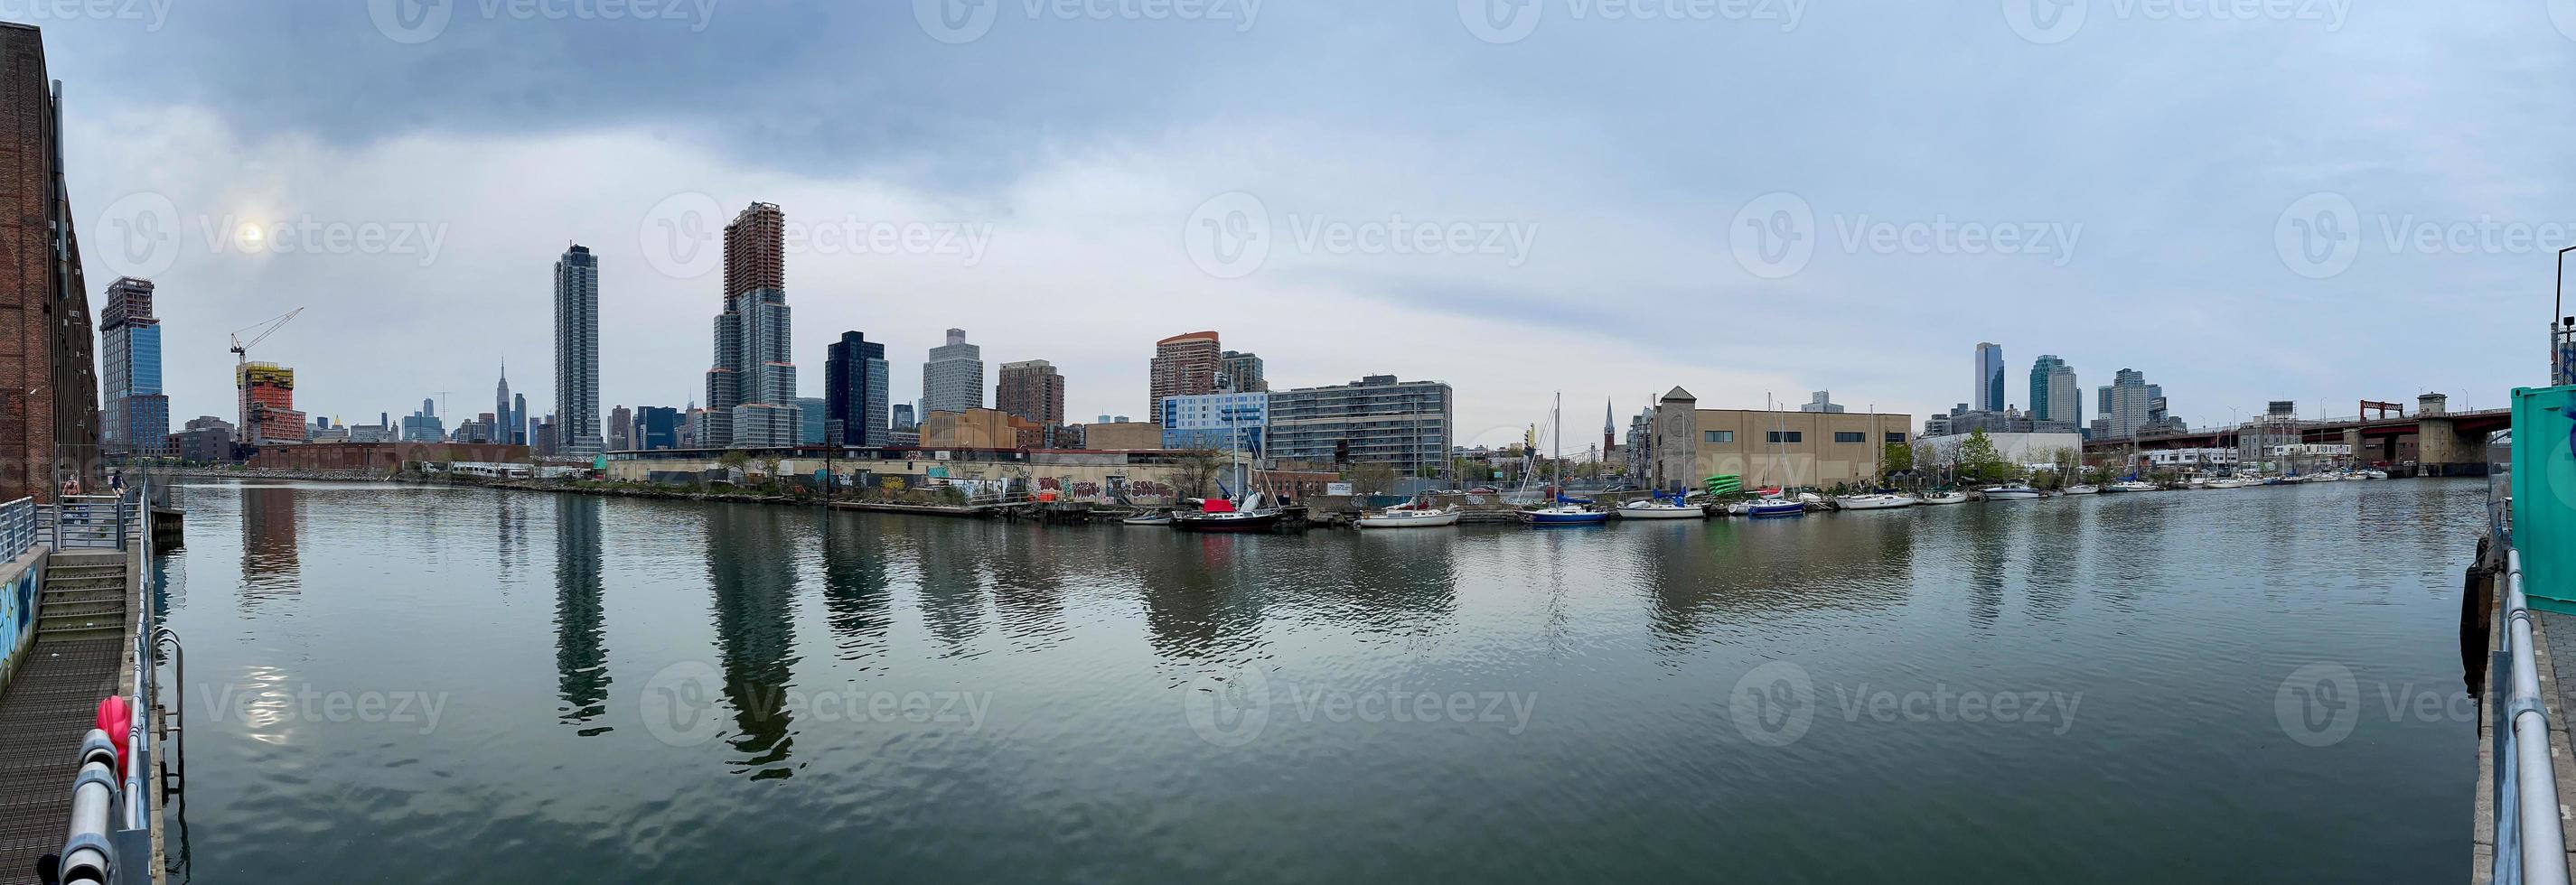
[{"xmin": 229, "ymin": 308, "xmax": 304, "ymax": 440}]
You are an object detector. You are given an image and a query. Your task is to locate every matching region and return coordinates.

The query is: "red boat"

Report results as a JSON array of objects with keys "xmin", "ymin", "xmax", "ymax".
[{"xmin": 1170, "ymin": 494, "xmax": 1284, "ymax": 532}]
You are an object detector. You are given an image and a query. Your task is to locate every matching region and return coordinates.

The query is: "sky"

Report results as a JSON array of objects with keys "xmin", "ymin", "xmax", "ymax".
[{"xmin": 18, "ymin": 0, "xmax": 2574, "ymax": 447}]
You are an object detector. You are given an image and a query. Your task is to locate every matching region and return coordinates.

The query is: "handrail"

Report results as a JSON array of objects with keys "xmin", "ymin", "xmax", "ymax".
[{"xmin": 2498, "ymin": 545, "xmax": 2571, "ymax": 885}]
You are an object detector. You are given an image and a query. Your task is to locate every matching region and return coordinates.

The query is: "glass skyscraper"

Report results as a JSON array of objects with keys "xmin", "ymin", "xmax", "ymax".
[
  {"xmin": 1973, "ymin": 342, "xmax": 2005, "ymax": 413},
  {"xmin": 100, "ymin": 277, "xmax": 167, "ymax": 456},
  {"xmin": 2028, "ymin": 354, "xmax": 2078, "ymax": 426},
  {"xmin": 825, "ymin": 331, "xmax": 889, "ymax": 446},
  {"xmin": 555, "ymin": 245, "xmax": 604, "ymax": 456},
  {"xmin": 704, "ymin": 203, "xmax": 801, "ymax": 447}
]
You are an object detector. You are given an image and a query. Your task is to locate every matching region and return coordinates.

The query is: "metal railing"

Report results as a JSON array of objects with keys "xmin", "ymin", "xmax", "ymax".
[
  {"xmin": 2496, "ymin": 542, "xmax": 2571, "ymax": 885},
  {"xmin": 0, "ymin": 496, "xmax": 33, "ymax": 562},
  {"xmin": 52, "ymin": 481, "xmax": 173, "ymax": 885}
]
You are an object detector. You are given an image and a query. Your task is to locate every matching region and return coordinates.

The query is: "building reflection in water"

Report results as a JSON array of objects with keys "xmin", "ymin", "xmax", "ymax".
[
  {"xmin": 707, "ymin": 505, "xmax": 800, "ymax": 778},
  {"xmin": 983, "ymin": 526, "xmax": 1071, "ymax": 652},
  {"xmin": 907, "ymin": 524, "xmax": 990, "ymax": 657},
  {"xmin": 1641, "ymin": 515, "xmax": 1915, "ymax": 656},
  {"xmin": 239, "ymin": 484, "xmax": 300, "ymax": 604},
  {"xmin": 1138, "ymin": 535, "xmax": 1267, "ymax": 663},
  {"xmin": 553, "ymin": 495, "xmax": 610, "ymax": 732},
  {"xmin": 817, "ymin": 511, "xmax": 893, "ymax": 667}
]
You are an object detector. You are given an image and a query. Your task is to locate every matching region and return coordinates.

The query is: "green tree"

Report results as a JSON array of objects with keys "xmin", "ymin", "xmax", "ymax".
[
  {"xmin": 1956, "ymin": 429, "xmax": 2011, "ymax": 482},
  {"xmin": 1879, "ymin": 442, "xmax": 1914, "ymax": 480},
  {"xmin": 1349, "ymin": 461, "xmax": 1398, "ymax": 497}
]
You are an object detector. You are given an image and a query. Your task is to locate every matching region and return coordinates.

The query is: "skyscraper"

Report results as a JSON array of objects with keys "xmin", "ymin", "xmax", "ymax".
[
  {"xmin": 1219, "ymin": 349, "xmax": 1266, "ymax": 392},
  {"xmin": 1973, "ymin": 342, "xmax": 2005, "ymax": 412},
  {"xmin": 2028, "ymin": 355, "xmax": 2079, "ymax": 427},
  {"xmin": 704, "ymin": 202, "xmax": 801, "ymax": 447},
  {"xmin": 825, "ymin": 331, "xmax": 889, "ymax": 446},
  {"xmin": 996, "ymin": 359, "xmax": 1065, "ymax": 427},
  {"xmin": 555, "ymin": 244, "xmax": 604, "ymax": 456},
  {"xmin": 237, "ymin": 362, "xmax": 305, "ymax": 445},
  {"xmin": 511, "ymin": 393, "xmax": 528, "ymax": 445},
  {"xmin": 494, "ymin": 359, "xmax": 514, "ymax": 449},
  {"xmin": 608, "ymin": 405, "xmax": 632, "ymax": 452},
  {"xmin": 1150, "ymin": 331, "xmax": 1222, "ymax": 423},
  {"xmin": 922, "ymin": 328, "xmax": 983, "ymax": 415},
  {"xmin": 2103, "ymin": 368, "xmax": 2153, "ymax": 439},
  {"xmin": 99, "ymin": 276, "xmax": 165, "ymax": 456}
]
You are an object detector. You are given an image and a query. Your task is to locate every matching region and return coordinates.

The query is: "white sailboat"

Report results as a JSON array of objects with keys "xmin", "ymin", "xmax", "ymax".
[{"xmin": 1833, "ymin": 492, "xmax": 1918, "ymax": 510}]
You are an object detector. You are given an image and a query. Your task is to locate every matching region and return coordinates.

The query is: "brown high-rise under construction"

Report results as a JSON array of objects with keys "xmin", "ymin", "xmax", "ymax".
[
  {"xmin": 724, "ymin": 201, "xmax": 784, "ymax": 297},
  {"xmin": 0, "ymin": 23, "xmax": 101, "ymax": 501}
]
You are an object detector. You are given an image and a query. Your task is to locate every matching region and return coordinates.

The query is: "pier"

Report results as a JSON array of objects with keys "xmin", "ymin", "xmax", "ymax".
[{"xmin": 0, "ymin": 491, "xmax": 173, "ymax": 885}]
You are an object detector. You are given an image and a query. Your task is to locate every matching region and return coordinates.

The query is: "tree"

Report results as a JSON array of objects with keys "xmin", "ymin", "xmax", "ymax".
[
  {"xmin": 1879, "ymin": 442, "xmax": 1914, "ymax": 480},
  {"xmin": 1956, "ymin": 429, "xmax": 2011, "ymax": 483},
  {"xmin": 1349, "ymin": 461, "xmax": 1398, "ymax": 497},
  {"xmin": 1172, "ymin": 448, "xmax": 1225, "ymax": 499}
]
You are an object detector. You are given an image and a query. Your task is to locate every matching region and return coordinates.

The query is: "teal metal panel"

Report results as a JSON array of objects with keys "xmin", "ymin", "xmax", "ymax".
[{"xmin": 2514, "ymin": 386, "xmax": 2576, "ymax": 609}]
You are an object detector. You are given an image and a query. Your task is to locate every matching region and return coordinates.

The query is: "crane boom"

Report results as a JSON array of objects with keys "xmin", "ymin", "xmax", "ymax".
[{"xmin": 229, "ymin": 308, "xmax": 304, "ymax": 360}]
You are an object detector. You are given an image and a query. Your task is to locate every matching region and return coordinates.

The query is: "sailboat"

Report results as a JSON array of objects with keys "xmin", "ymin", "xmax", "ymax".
[
  {"xmin": 1745, "ymin": 396, "xmax": 1806, "ymax": 517},
  {"xmin": 1171, "ymin": 399, "xmax": 1284, "ymax": 532},
  {"xmin": 1522, "ymin": 393, "xmax": 1607, "ymax": 526},
  {"xmin": 1616, "ymin": 422, "xmax": 1705, "ymax": 520},
  {"xmin": 2063, "ymin": 454, "xmax": 2099, "ymax": 495}
]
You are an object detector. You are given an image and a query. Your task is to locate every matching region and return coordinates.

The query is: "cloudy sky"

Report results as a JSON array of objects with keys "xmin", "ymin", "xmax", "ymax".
[{"xmin": 22, "ymin": 0, "xmax": 2573, "ymax": 446}]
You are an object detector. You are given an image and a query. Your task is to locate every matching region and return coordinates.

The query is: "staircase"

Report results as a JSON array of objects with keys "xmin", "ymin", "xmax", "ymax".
[{"xmin": 36, "ymin": 551, "xmax": 126, "ymax": 641}]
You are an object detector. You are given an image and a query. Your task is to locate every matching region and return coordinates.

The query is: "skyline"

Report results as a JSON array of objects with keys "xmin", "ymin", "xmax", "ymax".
[{"xmin": 26, "ymin": 5, "xmax": 2556, "ymax": 445}]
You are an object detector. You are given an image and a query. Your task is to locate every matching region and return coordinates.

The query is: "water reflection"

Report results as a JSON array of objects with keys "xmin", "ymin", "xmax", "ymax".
[
  {"xmin": 553, "ymin": 495, "xmax": 610, "ymax": 731},
  {"xmin": 817, "ymin": 511, "xmax": 893, "ymax": 667},
  {"xmin": 239, "ymin": 484, "xmax": 299, "ymax": 602},
  {"xmin": 1138, "ymin": 536, "xmax": 1268, "ymax": 663},
  {"xmin": 707, "ymin": 505, "xmax": 801, "ymax": 778}
]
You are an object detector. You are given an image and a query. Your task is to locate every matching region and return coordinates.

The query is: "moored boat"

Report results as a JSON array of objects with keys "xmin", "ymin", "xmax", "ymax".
[
  {"xmin": 1833, "ymin": 493, "xmax": 1917, "ymax": 510},
  {"xmin": 1981, "ymin": 484, "xmax": 2042, "ymax": 501},
  {"xmin": 1616, "ymin": 498, "xmax": 1706, "ymax": 520},
  {"xmin": 1919, "ymin": 490, "xmax": 1969, "ymax": 506},
  {"xmin": 1121, "ymin": 511, "xmax": 1175, "ymax": 526},
  {"xmin": 1522, "ymin": 503, "xmax": 1609, "ymax": 525},
  {"xmin": 2109, "ymin": 480, "xmax": 2159, "ymax": 493},
  {"xmin": 1171, "ymin": 494, "xmax": 1284, "ymax": 532},
  {"xmin": 1747, "ymin": 497, "xmax": 1807, "ymax": 517},
  {"xmin": 2063, "ymin": 484, "xmax": 2100, "ymax": 495},
  {"xmin": 1357, "ymin": 502, "xmax": 1461, "ymax": 528}
]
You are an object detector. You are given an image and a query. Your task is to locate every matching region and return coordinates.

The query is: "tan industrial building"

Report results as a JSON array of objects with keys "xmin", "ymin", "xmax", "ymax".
[
  {"xmin": 1650, "ymin": 387, "xmax": 1911, "ymax": 491},
  {"xmin": 1072, "ymin": 421, "xmax": 1163, "ymax": 451}
]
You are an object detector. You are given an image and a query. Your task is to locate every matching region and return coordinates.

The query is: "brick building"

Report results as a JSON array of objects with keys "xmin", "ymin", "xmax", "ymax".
[
  {"xmin": 0, "ymin": 23, "xmax": 103, "ymax": 500},
  {"xmin": 1148, "ymin": 331, "xmax": 1220, "ymax": 424}
]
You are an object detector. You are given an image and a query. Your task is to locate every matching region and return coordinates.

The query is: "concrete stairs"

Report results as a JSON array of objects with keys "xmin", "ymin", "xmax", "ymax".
[{"xmin": 36, "ymin": 553, "xmax": 126, "ymax": 641}]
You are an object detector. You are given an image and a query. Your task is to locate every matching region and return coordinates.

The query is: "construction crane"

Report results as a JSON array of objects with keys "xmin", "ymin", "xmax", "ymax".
[{"xmin": 229, "ymin": 308, "xmax": 304, "ymax": 442}]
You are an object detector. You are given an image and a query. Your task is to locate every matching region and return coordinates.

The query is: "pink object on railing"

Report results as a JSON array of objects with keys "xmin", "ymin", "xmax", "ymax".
[{"xmin": 94, "ymin": 696, "xmax": 129, "ymax": 766}]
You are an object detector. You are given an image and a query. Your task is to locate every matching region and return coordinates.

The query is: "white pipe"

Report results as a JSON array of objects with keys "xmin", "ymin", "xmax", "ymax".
[{"xmin": 2509, "ymin": 549, "xmax": 2571, "ymax": 885}]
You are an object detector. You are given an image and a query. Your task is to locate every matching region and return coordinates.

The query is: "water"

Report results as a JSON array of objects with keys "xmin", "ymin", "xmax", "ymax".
[{"xmin": 156, "ymin": 480, "xmax": 2482, "ymax": 883}]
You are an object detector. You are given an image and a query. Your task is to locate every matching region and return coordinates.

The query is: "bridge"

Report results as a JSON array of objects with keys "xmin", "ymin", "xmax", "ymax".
[{"xmin": 2086, "ymin": 401, "xmax": 2512, "ymax": 477}]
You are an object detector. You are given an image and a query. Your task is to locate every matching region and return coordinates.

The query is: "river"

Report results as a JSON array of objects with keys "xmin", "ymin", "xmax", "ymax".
[{"xmin": 155, "ymin": 478, "xmax": 2481, "ymax": 883}]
